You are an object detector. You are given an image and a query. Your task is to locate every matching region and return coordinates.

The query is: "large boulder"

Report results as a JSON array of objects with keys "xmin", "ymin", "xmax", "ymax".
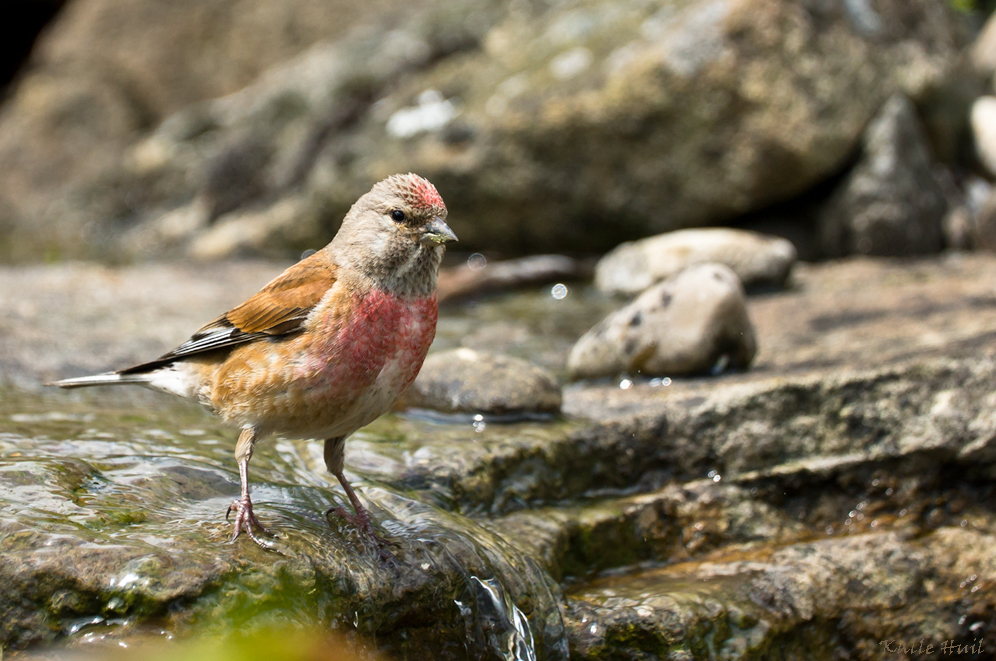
[
  {"xmin": 0, "ymin": 0, "xmax": 970, "ymax": 260},
  {"xmin": 818, "ymin": 94, "xmax": 948, "ymax": 257}
]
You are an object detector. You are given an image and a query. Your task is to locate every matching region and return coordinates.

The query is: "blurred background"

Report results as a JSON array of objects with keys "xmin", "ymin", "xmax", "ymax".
[
  {"xmin": 7, "ymin": 2, "xmax": 996, "ymax": 660},
  {"xmin": 1, "ymin": 0, "xmax": 996, "ymax": 265}
]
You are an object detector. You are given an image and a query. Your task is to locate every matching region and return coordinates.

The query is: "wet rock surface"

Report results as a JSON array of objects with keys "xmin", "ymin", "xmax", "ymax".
[
  {"xmin": 0, "ymin": 0, "xmax": 970, "ymax": 259},
  {"xmin": 594, "ymin": 228, "xmax": 797, "ymax": 296},
  {"xmin": 2, "ymin": 253, "xmax": 996, "ymax": 658},
  {"xmin": 406, "ymin": 349, "xmax": 562, "ymax": 417},
  {"xmin": 818, "ymin": 94, "xmax": 948, "ymax": 257},
  {"xmin": 568, "ymin": 263, "xmax": 757, "ymax": 380}
]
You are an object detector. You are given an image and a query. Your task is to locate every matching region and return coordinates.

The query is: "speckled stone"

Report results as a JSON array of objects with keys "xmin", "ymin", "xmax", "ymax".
[{"xmin": 568, "ymin": 263, "xmax": 756, "ymax": 380}]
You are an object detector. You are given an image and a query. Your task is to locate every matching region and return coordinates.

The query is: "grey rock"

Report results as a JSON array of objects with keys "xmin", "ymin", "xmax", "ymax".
[
  {"xmin": 818, "ymin": 94, "xmax": 947, "ymax": 257},
  {"xmin": 566, "ymin": 528, "xmax": 992, "ymax": 661},
  {"xmin": 594, "ymin": 228, "xmax": 797, "ymax": 296},
  {"xmin": 0, "ymin": 0, "xmax": 969, "ymax": 259},
  {"xmin": 970, "ymin": 10, "xmax": 996, "ymax": 77},
  {"xmin": 568, "ymin": 263, "xmax": 757, "ymax": 380},
  {"xmin": 971, "ymin": 96, "xmax": 996, "ymax": 178},
  {"xmin": 972, "ymin": 189, "xmax": 996, "ymax": 252},
  {"xmin": 406, "ymin": 348, "xmax": 562, "ymax": 415}
]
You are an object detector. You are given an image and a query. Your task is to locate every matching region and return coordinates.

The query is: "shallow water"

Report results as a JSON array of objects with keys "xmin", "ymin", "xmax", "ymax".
[{"xmin": 0, "ymin": 388, "xmax": 569, "ymax": 659}]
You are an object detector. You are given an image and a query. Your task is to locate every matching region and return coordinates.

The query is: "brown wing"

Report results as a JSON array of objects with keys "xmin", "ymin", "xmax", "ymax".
[{"xmin": 119, "ymin": 251, "xmax": 337, "ymax": 374}]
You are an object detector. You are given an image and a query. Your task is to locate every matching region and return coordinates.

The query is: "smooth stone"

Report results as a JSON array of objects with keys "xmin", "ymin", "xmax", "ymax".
[
  {"xmin": 594, "ymin": 228, "xmax": 796, "ymax": 296},
  {"xmin": 406, "ymin": 348, "xmax": 562, "ymax": 415},
  {"xmin": 971, "ymin": 96, "xmax": 996, "ymax": 179},
  {"xmin": 568, "ymin": 263, "xmax": 756, "ymax": 380},
  {"xmin": 971, "ymin": 11, "xmax": 996, "ymax": 77},
  {"xmin": 818, "ymin": 94, "xmax": 947, "ymax": 257}
]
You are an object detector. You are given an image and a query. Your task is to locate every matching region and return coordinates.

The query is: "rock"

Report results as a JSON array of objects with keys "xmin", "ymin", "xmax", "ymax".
[
  {"xmin": 594, "ymin": 228, "xmax": 796, "ymax": 296},
  {"xmin": 567, "ymin": 263, "xmax": 756, "ymax": 380},
  {"xmin": 972, "ymin": 187, "xmax": 996, "ymax": 252},
  {"xmin": 565, "ymin": 528, "xmax": 995, "ymax": 661},
  {"xmin": 818, "ymin": 94, "xmax": 947, "ymax": 257},
  {"xmin": 970, "ymin": 10, "xmax": 996, "ymax": 77},
  {"xmin": 943, "ymin": 204, "xmax": 975, "ymax": 251},
  {"xmin": 406, "ymin": 348, "xmax": 562, "ymax": 416},
  {"xmin": 0, "ymin": 0, "xmax": 969, "ymax": 260},
  {"xmin": 971, "ymin": 96, "xmax": 996, "ymax": 178}
]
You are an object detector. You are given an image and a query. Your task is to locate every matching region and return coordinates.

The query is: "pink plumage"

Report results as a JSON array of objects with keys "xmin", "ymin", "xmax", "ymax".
[{"xmin": 50, "ymin": 173, "xmax": 457, "ymax": 549}]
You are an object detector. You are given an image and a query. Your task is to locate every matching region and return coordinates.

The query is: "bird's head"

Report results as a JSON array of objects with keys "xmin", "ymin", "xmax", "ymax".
[{"xmin": 329, "ymin": 173, "xmax": 457, "ymax": 297}]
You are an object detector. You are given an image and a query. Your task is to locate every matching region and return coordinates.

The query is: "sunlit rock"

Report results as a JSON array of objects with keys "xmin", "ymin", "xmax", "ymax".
[
  {"xmin": 568, "ymin": 263, "xmax": 756, "ymax": 380},
  {"xmin": 594, "ymin": 228, "xmax": 796, "ymax": 296},
  {"xmin": 407, "ymin": 348, "xmax": 562, "ymax": 416}
]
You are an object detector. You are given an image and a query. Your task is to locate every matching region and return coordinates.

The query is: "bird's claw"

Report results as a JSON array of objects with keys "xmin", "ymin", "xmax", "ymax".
[
  {"xmin": 325, "ymin": 505, "xmax": 397, "ymax": 559},
  {"xmin": 227, "ymin": 495, "xmax": 276, "ymax": 549}
]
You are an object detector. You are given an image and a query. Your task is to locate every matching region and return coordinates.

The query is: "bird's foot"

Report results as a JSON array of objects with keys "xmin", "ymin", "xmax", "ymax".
[
  {"xmin": 325, "ymin": 505, "xmax": 397, "ymax": 559},
  {"xmin": 227, "ymin": 495, "xmax": 276, "ymax": 549}
]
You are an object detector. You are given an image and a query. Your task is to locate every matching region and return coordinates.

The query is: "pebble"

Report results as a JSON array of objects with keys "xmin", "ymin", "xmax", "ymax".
[
  {"xmin": 595, "ymin": 228, "xmax": 796, "ymax": 296},
  {"xmin": 568, "ymin": 263, "xmax": 757, "ymax": 380},
  {"xmin": 972, "ymin": 96, "xmax": 996, "ymax": 179}
]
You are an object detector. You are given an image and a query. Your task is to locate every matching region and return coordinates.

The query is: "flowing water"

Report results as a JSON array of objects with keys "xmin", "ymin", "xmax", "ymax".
[{"xmin": 0, "ymin": 387, "xmax": 571, "ymax": 660}]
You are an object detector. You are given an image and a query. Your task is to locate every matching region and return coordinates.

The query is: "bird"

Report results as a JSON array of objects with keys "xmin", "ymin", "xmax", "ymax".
[{"xmin": 48, "ymin": 173, "xmax": 457, "ymax": 548}]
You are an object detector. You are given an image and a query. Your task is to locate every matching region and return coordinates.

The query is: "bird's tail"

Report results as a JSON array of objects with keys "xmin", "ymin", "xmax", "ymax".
[{"xmin": 46, "ymin": 372, "xmax": 150, "ymax": 389}]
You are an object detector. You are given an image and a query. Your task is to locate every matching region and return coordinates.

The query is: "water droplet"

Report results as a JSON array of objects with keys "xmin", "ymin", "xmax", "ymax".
[
  {"xmin": 649, "ymin": 378, "xmax": 662, "ymax": 387},
  {"xmin": 961, "ymin": 519, "xmax": 968, "ymax": 527},
  {"xmin": 899, "ymin": 509, "xmax": 907, "ymax": 516},
  {"xmin": 619, "ymin": 379, "xmax": 633, "ymax": 390},
  {"xmin": 849, "ymin": 511, "xmax": 857, "ymax": 518},
  {"xmin": 301, "ymin": 248, "xmax": 317, "ymax": 260},
  {"xmin": 474, "ymin": 414, "xmax": 484, "ymax": 422},
  {"xmin": 825, "ymin": 526, "xmax": 834, "ymax": 534},
  {"xmin": 712, "ymin": 474, "xmax": 721, "ymax": 482},
  {"xmin": 707, "ymin": 470, "xmax": 717, "ymax": 478},
  {"xmin": 870, "ymin": 520, "xmax": 878, "ymax": 528},
  {"xmin": 551, "ymin": 283, "xmax": 568, "ymax": 299},
  {"xmin": 885, "ymin": 488, "xmax": 893, "ymax": 495},
  {"xmin": 662, "ymin": 377, "xmax": 672, "ymax": 386},
  {"xmin": 468, "ymin": 253, "xmax": 487, "ymax": 271}
]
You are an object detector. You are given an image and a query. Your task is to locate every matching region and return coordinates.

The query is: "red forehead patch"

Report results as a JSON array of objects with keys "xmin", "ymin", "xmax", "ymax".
[
  {"xmin": 390, "ymin": 173, "xmax": 445, "ymax": 214},
  {"xmin": 407, "ymin": 177, "xmax": 445, "ymax": 211}
]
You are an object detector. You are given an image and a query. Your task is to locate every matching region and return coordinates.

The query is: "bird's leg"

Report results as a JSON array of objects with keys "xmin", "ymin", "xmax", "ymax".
[
  {"xmin": 226, "ymin": 426, "xmax": 274, "ymax": 548},
  {"xmin": 323, "ymin": 436, "xmax": 385, "ymax": 544}
]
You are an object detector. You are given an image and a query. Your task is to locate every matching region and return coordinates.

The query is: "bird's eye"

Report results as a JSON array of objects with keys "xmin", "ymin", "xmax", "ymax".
[{"xmin": 390, "ymin": 209, "xmax": 406, "ymax": 222}]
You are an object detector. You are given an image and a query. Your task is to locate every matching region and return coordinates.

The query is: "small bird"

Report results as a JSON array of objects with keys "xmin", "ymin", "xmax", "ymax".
[{"xmin": 49, "ymin": 173, "xmax": 457, "ymax": 548}]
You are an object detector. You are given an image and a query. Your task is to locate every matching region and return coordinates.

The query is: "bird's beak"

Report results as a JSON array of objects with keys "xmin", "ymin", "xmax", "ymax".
[{"xmin": 420, "ymin": 217, "xmax": 458, "ymax": 246}]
